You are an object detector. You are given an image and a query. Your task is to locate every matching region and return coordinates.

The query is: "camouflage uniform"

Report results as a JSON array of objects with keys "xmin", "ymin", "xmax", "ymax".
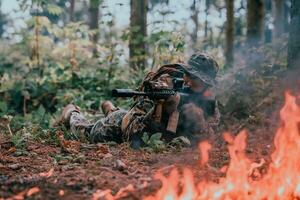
[
  {"xmin": 69, "ymin": 109, "xmax": 127, "ymax": 143},
  {"xmin": 121, "ymin": 63, "xmax": 220, "ymax": 141},
  {"xmin": 68, "ymin": 53, "xmax": 220, "ymax": 144}
]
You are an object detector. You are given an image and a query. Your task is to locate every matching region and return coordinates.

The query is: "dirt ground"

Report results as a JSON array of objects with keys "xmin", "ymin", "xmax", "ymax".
[
  {"xmin": 0, "ymin": 121, "xmax": 276, "ymax": 200},
  {"xmin": 3, "ymin": 66, "xmax": 297, "ymax": 200}
]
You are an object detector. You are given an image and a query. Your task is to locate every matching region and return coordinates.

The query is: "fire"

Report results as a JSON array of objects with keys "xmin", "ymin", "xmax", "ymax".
[
  {"xmin": 94, "ymin": 92, "xmax": 300, "ymax": 200},
  {"xmin": 144, "ymin": 92, "xmax": 300, "ymax": 200}
]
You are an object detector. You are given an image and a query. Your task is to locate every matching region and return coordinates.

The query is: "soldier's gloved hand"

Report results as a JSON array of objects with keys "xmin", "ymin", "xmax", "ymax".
[
  {"xmin": 148, "ymin": 74, "xmax": 173, "ymax": 89},
  {"xmin": 148, "ymin": 80, "xmax": 170, "ymax": 90},
  {"xmin": 163, "ymin": 93, "xmax": 181, "ymax": 114}
]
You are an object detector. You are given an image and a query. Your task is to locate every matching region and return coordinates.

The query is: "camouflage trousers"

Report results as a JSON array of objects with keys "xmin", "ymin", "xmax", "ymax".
[
  {"xmin": 68, "ymin": 101, "xmax": 219, "ymax": 144},
  {"xmin": 69, "ymin": 109, "xmax": 127, "ymax": 143}
]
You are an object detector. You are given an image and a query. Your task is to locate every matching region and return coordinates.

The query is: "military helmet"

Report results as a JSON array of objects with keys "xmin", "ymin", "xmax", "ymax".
[{"xmin": 182, "ymin": 53, "xmax": 219, "ymax": 86}]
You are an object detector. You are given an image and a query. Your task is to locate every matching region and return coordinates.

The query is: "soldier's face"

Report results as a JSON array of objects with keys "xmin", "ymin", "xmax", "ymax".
[{"xmin": 183, "ymin": 74, "xmax": 207, "ymax": 93}]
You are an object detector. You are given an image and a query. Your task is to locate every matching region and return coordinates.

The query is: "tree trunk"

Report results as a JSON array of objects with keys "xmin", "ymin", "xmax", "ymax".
[
  {"xmin": 273, "ymin": 0, "xmax": 285, "ymax": 37},
  {"xmin": 283, "ymin": 0, "xmax": 290, "ymax": 30},
  {"xmin": 129, "ymin": 0, "xmax": 148, "ymax": 70},
  {"xmin": 225, "ymin": 0, "xmax": 234, "ymax": 68},
  {"xmin": 204, "ymin": 0, "xmax": 210, "ymax": 38},
  {"xmin": 287, "ymin": 0, "xmax": 300, "ymax": 68},
  {"xmin": 89, "ymin": 0, "xmax": 100, "ymax": 43},
  {"xmin": 203, "ymin": 0, "xmax": 211, "ymax": 50},
  {"xmin": 0, "ymin": 1, "xmax": 7, "ymax": 37},
  {"xmin": 264, "ymin": 0, "xmax": 272, "ymax": 43},
  {"xmin": 246, "ymin": 0, "xmax": 264, "ymax": 47},
  {"xmin": 190, "ymin": 0, "xmax": 200, "ymax": 50},
  {"xmin": 69, "ymin": 0, "xmax": 75, "ymax": 22}
]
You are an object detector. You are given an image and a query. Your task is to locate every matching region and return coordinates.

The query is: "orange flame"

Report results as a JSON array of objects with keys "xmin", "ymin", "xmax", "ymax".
[
  {"xmin": 198, "ymin": 141, "xmax": 212, "ymax": 166},
  {"xmin": 144, "ymin": 91, "xmax": 300, "ymax": 200}
]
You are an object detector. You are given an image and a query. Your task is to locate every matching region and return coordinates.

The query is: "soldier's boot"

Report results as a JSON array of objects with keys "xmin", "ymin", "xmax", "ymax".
[
  {"xmin": 59, "ymin": 104, "xmax": 93, "ymax": 141},
  {"xmin": 59, "ymin": 104, "xmax": 81, "ymax": 128},
  {"xmin": 101, "ymin": 101, "xmax": 116, "ymax": 116}
]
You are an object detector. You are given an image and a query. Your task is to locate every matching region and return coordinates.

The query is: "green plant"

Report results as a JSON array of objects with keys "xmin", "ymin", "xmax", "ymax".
[
  {"xmin": 169, "ymin": 136, "xmax": 191, "ymax": 149},
  {"xmin": 148, "ymin": 31, "xmax": 185, "ymax": 69},
  {"xmin": 11, "ymin": 127, "xmax": 32, "ymax": 150},
  {"xmin": 142, "ymin": 132, "xmax": 166, "ymax": 152}
]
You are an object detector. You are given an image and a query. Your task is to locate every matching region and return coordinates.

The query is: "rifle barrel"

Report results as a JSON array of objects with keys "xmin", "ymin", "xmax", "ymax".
[
  {"xmin": 111, "ymin": 89, "xmax": 146, "ymax": 97},
  {"xmin": 112, "ymin": 88, "xmax": 189, "ymax": 99}
]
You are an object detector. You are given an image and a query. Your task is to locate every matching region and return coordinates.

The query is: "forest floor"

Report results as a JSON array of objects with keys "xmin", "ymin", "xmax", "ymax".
[
  {"xmin": 0, "ymin": 120, "xmax": 277, "ymax": 200},
  {"xmin": 1, "ymin": 66, "xmax": 299, "ymax": 200}
]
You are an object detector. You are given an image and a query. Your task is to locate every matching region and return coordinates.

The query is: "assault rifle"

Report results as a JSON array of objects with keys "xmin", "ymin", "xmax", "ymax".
[
  {"xmin": 111, "ymin": 78, "xmax": 187, "ymax": 99},
  {"xmin": 111, "ymin": 78, "xmax": 215, "ymax": 133}
]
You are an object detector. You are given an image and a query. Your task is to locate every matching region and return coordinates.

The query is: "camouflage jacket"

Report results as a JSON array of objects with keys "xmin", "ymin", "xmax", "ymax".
[{"xmin": 121, "ymin": 64, "xmax": 220, "ymax": 141}]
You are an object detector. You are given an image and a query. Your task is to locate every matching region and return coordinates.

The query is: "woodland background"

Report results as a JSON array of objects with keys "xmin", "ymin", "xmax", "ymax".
[
  {"xmin": 0, "ymin": 0, "xmax": 299, "ymax": 151},
  {"xmin": 1, "ymin": 0, "xmax": 300, "ymax": 199}
]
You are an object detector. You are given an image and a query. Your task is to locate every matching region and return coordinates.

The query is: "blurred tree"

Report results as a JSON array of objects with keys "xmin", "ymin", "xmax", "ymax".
[
  {"xmin": 148, "ymin": 0, "xmax": 169, "ymax": 10},
  {"xmin": 89, "ymin": 0, "xmax": 101, "ymax": 56},
  {"xmin": 204, "ymin": 0, "xmax": 211, "ymax": 38},
  {"xmin": 273, "ymin": 0, "xmax": 285, "ymax": 37},
  {"xmin": 264, "ymin": 0, "xmax": 272, "ymax": 43},
  {"xmin": 0, "ymin": 1, "xmax": 8, "ymax": 37},
  {"xmin": 235, "ymin": 17, "xmax": 243, "ymax": 36},
  {"xmin": 212, "ymin": 0, "xmax": 227, "ymax": 49},
  {"xmin": 287, "ymin": 0, "xmax": 300, "ymax": 68},
  {"xmin": 41, "ymin": 0, "xmax": 66, "ymax": 24},
  {"xmin": 190, "ymin": 0, "xmax": 200, "ymax": 50},
  {"xmin": 283, "ymin": 0, "xmax": 291, "ymax": 30},
  {"xmin": 203, "ymin": 0, "xmax": 213, "ymax": 50},
  {"xmin": 67, "ymin": 1, "xmax": 89, "ymax": 23},
  {"xmin": 225, "ymin": 0, "xmax": 234, "ymax": 68},
  {"xmin": 235, "ymin": 0, "xmax": 246, "ymax": 37},
  {"xmin": 129, "ymin": 0, "xmax": 148, "ymax": 70},
  {"xmin": 69, "ymin": 0, "xmax": 75, "ymax": 22},
  {"xmin": 247, "ymin": 0, "xmax": 264, "ymax": 47}
]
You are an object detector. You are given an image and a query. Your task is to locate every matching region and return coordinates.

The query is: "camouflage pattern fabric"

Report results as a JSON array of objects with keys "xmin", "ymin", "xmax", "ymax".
[
  {"xmin": 121, "ymin": 63, "xmax": 221, "ymax": 140},
  {"xmin": 69, "ymin": 63, "xmax": 220, "ymax": 143},
  {"xmin": 69, "ymin": 109, "xmax": 127, "ymax": 143},
  {"xmin": 69, "ymin": 112, "xmax": 93, "ymax": 141},
  {"xmin": 88, "ymin": 109, "xmax": 127, "ymax": 143},
  {"xmin": 121, "ymin": 98, "xmax": 155, "ymax": 141}
]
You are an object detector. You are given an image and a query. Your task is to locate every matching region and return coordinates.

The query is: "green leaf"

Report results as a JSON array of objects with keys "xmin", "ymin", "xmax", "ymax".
[
  {"xmin": 37, "ymin": 105, "xmax": 46, "ymax": 118},
  {"xmin": 171, "ymin": 136, "xmax": 191, "ymax": 146},
  {"xmin": 142, "ymin": 132, "xmax": 149, "ymax": 144},
  {"xmin": 149, "ymin": 132, "xmax": 162, "ymax": 142},
  {"xmin": 0, "ymin": 101, "xmax": 8, "ymax": 113},
  {"xmin": 46, "ymin": 4, "xmax": 63, "ymax": 16},
  {"xmin": 22, "ymin": 90, "xmax": 30, "ymax": 99}
]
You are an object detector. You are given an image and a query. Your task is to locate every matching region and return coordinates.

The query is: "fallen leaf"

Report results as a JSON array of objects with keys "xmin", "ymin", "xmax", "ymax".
[
  {"xmin": 103, "ymin": 153, "xmax": 113, "ymax": 159},
  {"xmin": 0, "ymin": 141, "xmax": 14, "ymax": 150},
  {"xmin": 39, "ymin": 168, "xmax": 54, "ymax": 178},
  {"xmin": 220, "ymin": 165, "xmax": 228, "ymax": 173},
  {"xmin": 27, "ymin": 187, "xmax": 40, "ymax": 196},
  {"xmin": 114, "ymin": 159, "xmax": 127, "ymax": 171},
  {"xmin": 114, "ymin": 184, "xmax": 135, "ymax": 199},
  {"xmin": 8, "ymin": 163, "xmax": 21, "ymax": 170},
  {"xmin": 10, "ymin": 190, "xmax": 27, "ymax": 200},
  {"xmin": 97, "ymin": 144, "xmax": 109, "ymax": 153},
  {"xmin": 2, "ymin": 146, "xmax": 16, "ymax": 156},
  {"xmin": 57, "ymin": 131, "xmax": 81, "ymax": 153},
  {"xmin": 59, "ymin": 189, "xmax": 65, "ymax": 196},
  {"xmin": 92, "ymin": 189, "xmax": 113, "ymax": 200}
]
